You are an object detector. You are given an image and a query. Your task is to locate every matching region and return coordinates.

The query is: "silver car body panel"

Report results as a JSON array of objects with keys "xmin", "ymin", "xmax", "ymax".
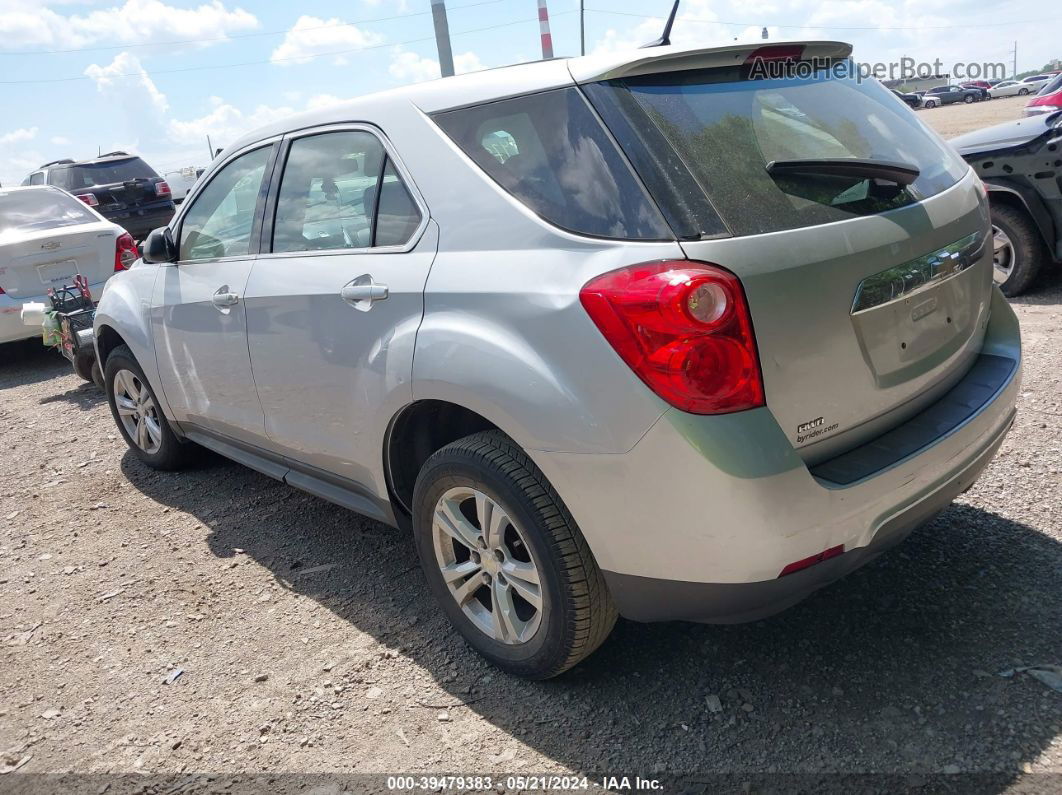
[{"xmin": 93, "ymin": 40, "xmax": 1021, "ymax": 624}]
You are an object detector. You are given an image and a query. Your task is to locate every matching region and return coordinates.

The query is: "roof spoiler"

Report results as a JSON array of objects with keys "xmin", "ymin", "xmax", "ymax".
[{"xmin": 569, "ymin": 40, "xmax": 853, "ymax": 83}]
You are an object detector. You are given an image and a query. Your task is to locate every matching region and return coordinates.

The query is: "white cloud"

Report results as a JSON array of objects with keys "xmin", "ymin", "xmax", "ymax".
[
  {"xmin": 0, "ymin": 126, "xmax": 38, "ymax": 145},
  {"xmin": 167, "ymin": 100, "xmax": 296, "ymax": 149},
  {"xmin": 0, "ymin": 0, "xmax": 258, "ymax": 51},
  {"xmin": 85, "ymin": 51, "xmax": 168, "ymax": 115},
  {"xmin": 270, "ymin": 16, "xmax": 385, "ymax": 66},
  {"xmin": 388, "ymin": 47, "xmax": 484, "ymax": 84}
]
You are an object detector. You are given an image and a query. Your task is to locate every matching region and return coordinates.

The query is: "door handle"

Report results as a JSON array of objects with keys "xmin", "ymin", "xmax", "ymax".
[
  {"xmin": 340, "ymin": 275, "xmax": 388, "ymax": 311},
  {"xmin": 211, "ymin": 287, "xmax": 240, "ymax": 308}
]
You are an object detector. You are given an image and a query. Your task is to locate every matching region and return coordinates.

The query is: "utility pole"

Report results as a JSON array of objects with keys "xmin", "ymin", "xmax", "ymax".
[
  {"xmin": 1010, "ymin": 40, "xmax": 1017, "ymax": 78},
  {"xmin": 430, "ymin": 0, "xmax": 455, "ymax": 78},
  {"xmin": 538, "ymin": 0, "xmax": 554, "ymax": 60},
  {"xmin": 580, "ymin": 0, "xmax": 585, "ymax": 56}
]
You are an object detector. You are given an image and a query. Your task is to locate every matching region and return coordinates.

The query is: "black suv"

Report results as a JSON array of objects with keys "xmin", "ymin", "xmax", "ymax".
[
  {"xmin": 22, "ymin": 152, "xmax": 175, "ymax": 240},
  {"xmin": 951, "ymin": 111, "xmax": 1062, "ymax": 295}
]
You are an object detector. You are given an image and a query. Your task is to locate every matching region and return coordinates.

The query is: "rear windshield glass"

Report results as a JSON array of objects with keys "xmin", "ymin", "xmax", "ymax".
[
  {"xmin": 49, "ymin": 158, "xmax": 159, "ymax": 190},
  {"xmin": 432, "ymin": 87, "xmax": 670, "ymax": 240},
  {"xmin": 0, "ymin": 188, "xmax": 97, "ymax": 237},
  {"xmin": 590, "ymin": 65, "xmax": 969, "ymax": 237}
]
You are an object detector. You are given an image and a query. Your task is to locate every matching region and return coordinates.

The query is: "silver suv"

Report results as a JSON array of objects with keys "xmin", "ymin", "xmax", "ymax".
[{"xmin": 94, "ymin": 42, "xmax": 1021, "ymax": 679}]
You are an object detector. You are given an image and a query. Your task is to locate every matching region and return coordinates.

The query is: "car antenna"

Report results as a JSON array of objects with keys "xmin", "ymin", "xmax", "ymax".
[{"xmin": 639, "ymin": 0, "xmax": 680, "ymax": 48}]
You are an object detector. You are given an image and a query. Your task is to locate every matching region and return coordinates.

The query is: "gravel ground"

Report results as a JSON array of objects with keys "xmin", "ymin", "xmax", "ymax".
[
  {"xmin": 919, "ymin": 94, "xmax": 1032, "ymax": 139},
  {"xmin": 1, "ymin": 103, "xmax": 1060, "ymax": 790}
]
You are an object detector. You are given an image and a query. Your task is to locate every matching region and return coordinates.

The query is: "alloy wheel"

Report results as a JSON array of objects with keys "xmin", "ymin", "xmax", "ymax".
[
  {"xmin": 431, "ymin": 486, "xmax": 543, "ymax": 645},
  {"xmin": 113, "ymin": 369, "xmax": 163, "ymax": 454},
  {"xmin": 992, "ymin": 224, "xmax": 1015, "ymax": 286}
]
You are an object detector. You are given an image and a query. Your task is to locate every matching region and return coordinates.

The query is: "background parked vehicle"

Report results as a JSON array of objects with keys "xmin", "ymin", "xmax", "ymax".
[
  {"xmin": 1023, "ymin": 74, "xmax": 1062, "ymax": 116},
  {"xmin": 0, "ymin": 186, "xmax": 135, "ymax": 350},
  {"xmin": 960, "ymin": 82, "xmax": 992, "ymax": 100},
  {"xmin": 21, "ymin": 152, "xmax": 175, "ymax": 240},
  {"xmin": 951, "ymin": 112, "xmax": 1062, "ymax": 295},
  {"xmin": 891, "ymin": 89, "xmax": 922, "ymax": 109},
  {"xmin": 988, "ymin": 80, "xmax": 1033, "ymax": 98},
  {"xmin": 163, "ymin": 166, "xmax": 206, "ymax": 204},
  {"xmin": 921, "ymin": 85, "xmax": 982, "ymax": 107},
  {"xmin": 94, "ymin": 40, "xmax": 1019, "ymax": 678},
  {"xmin": 1020, "ymin": 74, "xmax": 1053, "ymax": 88}
]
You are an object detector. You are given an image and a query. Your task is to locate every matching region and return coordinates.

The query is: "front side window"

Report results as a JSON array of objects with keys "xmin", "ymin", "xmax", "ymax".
[
  {"xmin": 27, "ymin": 172, "xmax": 44, "ymax": 186},
  {"xmin": 432, "ymin": 87, "xmax": 670, "ymax": 240},
  {"xmin": 272, "ymin": 130, "xmax": 420, "ymax": 253},
  {"xmin": 179, "ymin": 146, "xmax": 271, "ymax": 261}
]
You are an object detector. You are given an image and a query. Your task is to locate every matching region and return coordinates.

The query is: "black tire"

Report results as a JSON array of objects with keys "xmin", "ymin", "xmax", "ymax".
[
  {"xmin": 964, "ymin": 94, "xmax": 975, "ymax": 103},
  {"xmin": 1019, "ymin": 88, "xmax": 1029, "ymax": 96},
  {"xmin": 72, "ymin": 347, "xmax": 96, "ymax": 383},
  {"xmin": 991, "ymin": 203, "xmax": 1048, "ymax": 297},
  {"xmin": 104, "ymin": 344, "xmax": 198, "ymax": 470},
  {"xmin": 412, "ymin": 430, "xmax": 617, "ymax": 679}
]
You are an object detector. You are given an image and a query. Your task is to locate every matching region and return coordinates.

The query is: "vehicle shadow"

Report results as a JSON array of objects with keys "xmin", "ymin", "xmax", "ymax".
[
  {"xmin": 38, "ymin": 381, "xmax": 105, "ymax": 410},
  {"xmin": 122, "ymin": 453, "xmax": 1060, "ymax": 782},
  {"xmin": 0, "ymin": 339, "xmax": 70, "ymax": 389}
]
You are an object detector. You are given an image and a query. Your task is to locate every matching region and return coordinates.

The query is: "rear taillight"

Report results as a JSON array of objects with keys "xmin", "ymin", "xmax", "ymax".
[
  {"xmin": 154, "ymin": 181, "xmax": 171, "ymax": 198},
  {"xmin": 114, "ymin": 232, "xmax": 138, "ymax": 271},
  {"xmin": 579, "ymin": 260, "xmax": 765, "ymax": 414},
  {"xmin": 77, "ymin": 193, "xmax": 99, "ymax": 207}
]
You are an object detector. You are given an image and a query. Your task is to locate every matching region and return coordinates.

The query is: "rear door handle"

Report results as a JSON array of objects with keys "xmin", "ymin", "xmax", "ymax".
[
  {"xmin": 211, "ymin": 286, "xmax": 240, "ymax": 308},
  {"xmin": 340, "ymin": 275, "xmax": 388, "ymax": 311}
]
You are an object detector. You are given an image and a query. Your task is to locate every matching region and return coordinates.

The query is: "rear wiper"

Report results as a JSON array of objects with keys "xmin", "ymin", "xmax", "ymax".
[{"xmin": 766, "ymin": 158, "xmax": 921, "ymax": 186}]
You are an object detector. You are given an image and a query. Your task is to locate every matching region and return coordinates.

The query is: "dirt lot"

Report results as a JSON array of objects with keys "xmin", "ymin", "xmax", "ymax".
[
  {"xmin": 920, "ymin": 94, "xmax": 1031, "ymax": 139},
  {"xmin": 1, "ymin": 100, "xmax": 1060, "ymax": 790}
]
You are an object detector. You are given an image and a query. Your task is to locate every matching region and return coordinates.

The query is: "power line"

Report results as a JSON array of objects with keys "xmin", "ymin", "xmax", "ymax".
[
  {"xmin": 0, "ymin": 12, "xmax": 575, "ymax": 85},
  {"xmin": 585, "ymin": 7, "xmax": 1062, "ymax": 31},
  {"xmin": 0, "ymin": 0, "xmax": 507, "ymax": 56}
]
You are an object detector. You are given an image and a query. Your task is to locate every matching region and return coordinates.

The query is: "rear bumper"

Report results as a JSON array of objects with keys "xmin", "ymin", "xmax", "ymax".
[
  {"xmin": 601, "ymin": 410, "xmax": 1009, "ymax": 623},
  {"xmin": 531, "ymin": 288, "xmax": 1021, "ymax": 623},
  {"xmin": 0, "ymin": 282, "xmax": 106, "ymax": 345}
]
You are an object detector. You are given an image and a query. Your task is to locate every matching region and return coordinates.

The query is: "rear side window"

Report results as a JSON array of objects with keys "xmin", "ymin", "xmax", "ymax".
[
  {"xmin": 589, "ymin": 66, "xmax": 969, "ymax": 237},
  {"xmin": 0, "ymin": 188, "xmax": 96, "ymax": 236},
  {"xmin": 433, "ymin": 87, "xmax": 670, "ymax": 240},
  {"xmin": 49, "ymin": 158, "xmax": 159, "ymax": 190}
]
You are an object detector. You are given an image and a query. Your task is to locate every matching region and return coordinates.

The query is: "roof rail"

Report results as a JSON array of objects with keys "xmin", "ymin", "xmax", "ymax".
[
  {"xmin": 98, "ymin": 150, "xmax": 131, "ymax": 158},
  {"xmin": 39, "ymin": 158, "xmax": 75, "ymax": 169}
]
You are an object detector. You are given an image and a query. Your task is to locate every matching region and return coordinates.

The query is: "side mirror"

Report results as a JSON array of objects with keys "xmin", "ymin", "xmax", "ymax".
[{"xmin": 142, "ymin": 227, "xmax": 177, "ymax": 264}]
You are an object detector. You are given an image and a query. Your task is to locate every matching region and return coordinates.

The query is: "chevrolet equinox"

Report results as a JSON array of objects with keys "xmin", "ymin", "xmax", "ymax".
[{"xmin": 94, "ymin": 42, "xmax": 1021, "ymax": 678}]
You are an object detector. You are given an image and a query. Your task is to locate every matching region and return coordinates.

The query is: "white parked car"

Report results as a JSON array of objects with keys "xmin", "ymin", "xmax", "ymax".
[
  {"xmin": 988, "ymin": 80, "xmax": 1035, "ymax": 98},
  {"xmin": 163, "ymin": 166, "xmax": 206, "ymax": 204},
  {"xmin": 0, "ymin": 186, "xmax": 136, "ymax": 344}
]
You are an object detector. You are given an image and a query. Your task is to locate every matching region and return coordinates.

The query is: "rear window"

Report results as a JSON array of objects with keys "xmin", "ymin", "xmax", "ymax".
[
  {"xmin": 0, "ymin": 188, "xmax": 97, "ymax": 237},
  {"xmin": 433, "ymin": 87, "xmax": 670, "ymax": 240},
  {"xmin": 1037, "ymin": 74, "xmax": 1062, "ymax": 95},
  {"xmin": 587, "ymin": 65, "xmax": 969, "ymax": 237},
  {"xmin": 49, "ymin": 157, "xmax": 159, "ymax": 191}
]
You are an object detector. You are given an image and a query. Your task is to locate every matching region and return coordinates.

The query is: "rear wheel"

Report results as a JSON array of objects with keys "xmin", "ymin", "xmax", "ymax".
[
  {"xmin": 1019, "ymin": 88, "xmax": 1029, "ymax": 96},
  {"xmin": 964, "ymin": 94, "xmax": 975, "ymax": 103},
  {"xmin": 104, "ymin": 344, "xmax": 198, "ymax": 470},
  {"xmin": 412, "ymin": 431, "xmax": 617, "ymax": 679},
  {"xmin": 72, "ymin": 347, "xmax": 96, "ymax": 383},
  {"xmin": 991, "ymin": 203, "xmax": 1048, "ymax": 297}
]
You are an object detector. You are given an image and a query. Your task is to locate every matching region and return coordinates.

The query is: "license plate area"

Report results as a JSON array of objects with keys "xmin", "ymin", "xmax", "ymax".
[{"xmin": 37, "ymin": 259, "xmax": 79, "ymax": 287}]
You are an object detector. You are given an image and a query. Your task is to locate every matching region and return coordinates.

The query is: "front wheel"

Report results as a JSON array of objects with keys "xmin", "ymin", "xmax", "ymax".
[
  {"xmin": 104, "ymin": 344, "xmax": 198, "ymax": 470},
  {"xmin": 412, "ymin": 431, "xmax": 617, "ymax": 679},
  {"xmin": 991, "ymin": 203, "xmax": 1048, "ymax": 297}
]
